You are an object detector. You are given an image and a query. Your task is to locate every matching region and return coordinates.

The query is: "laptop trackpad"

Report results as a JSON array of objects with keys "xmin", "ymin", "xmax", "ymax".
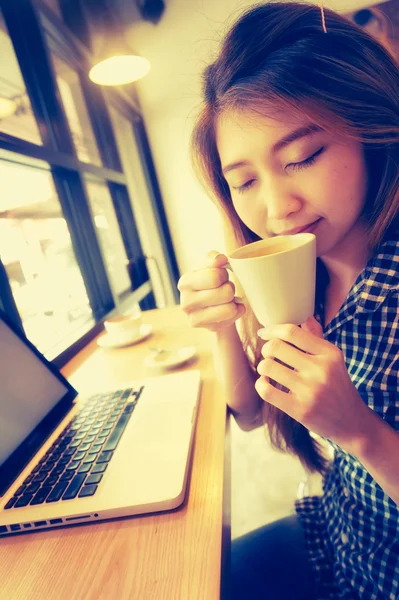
[{"xmin": 103, "ymin": 402, "xmax": 195, "ymax": 504}]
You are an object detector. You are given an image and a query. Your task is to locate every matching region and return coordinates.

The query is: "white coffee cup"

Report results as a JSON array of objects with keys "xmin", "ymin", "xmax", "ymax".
[
  {"xmin": 104, "ymin": 305, "xmax": 142, "ymax": 340},
  {"xmin": 227, "ymin": 233, "xmax": 316, "ymax": 326}
]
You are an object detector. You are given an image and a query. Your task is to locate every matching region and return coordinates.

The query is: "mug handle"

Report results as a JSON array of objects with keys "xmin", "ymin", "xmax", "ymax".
[{"xmin": 223, "ymin": 262, "xmax": 245, "ymax": 304}]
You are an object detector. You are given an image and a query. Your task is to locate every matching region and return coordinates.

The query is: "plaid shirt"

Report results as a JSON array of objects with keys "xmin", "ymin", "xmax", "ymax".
[{"xmin": 295, "ymin": 233, "xmax": 399, "ymax": 600}]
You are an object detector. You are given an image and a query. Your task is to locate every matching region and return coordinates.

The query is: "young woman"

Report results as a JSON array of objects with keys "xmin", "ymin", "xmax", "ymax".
[{"xmin": 178, "ymin": 2, "xmax": 399, "ymax": 599}]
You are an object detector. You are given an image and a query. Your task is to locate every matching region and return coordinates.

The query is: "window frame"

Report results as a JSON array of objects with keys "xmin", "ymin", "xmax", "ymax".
[{"xmin": 0, "ymin": 0, "xmax": 158, "ymax": 366}]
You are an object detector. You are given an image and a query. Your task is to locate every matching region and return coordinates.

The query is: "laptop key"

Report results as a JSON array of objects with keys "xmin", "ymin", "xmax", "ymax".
[
  {"xmin": 103, "ymin": 412, "xmax": 133, "ymax": 452},
  {"xmin": 78, "ymin": 463, "xmax": 91, "ymax": 474},
  {"xmin": 60, "ymin": 471, "xmax": 74, "ymax": 481},
  {"xmin": 40, "ymin": 463, "xmax": 53, "ymax": 473},
  {"xmin": 82, "ymin": 454, "xmax": 97, "ymax": 464},
  {"xmin": 4, "ymin": 497, "xmax": 17, "ymax": 509},
  {"xmin": 30, "ymin": 486, "xmax": 52, "ymax": 505},
  {"xmin": 22, "ymin": 474, "xmax": 35, "ymax": 484},
  {"xmin": 90, "ymin": 444, "xmax": 103, "ymax": 453},
  {"xmin": 64, "ymin": 448, "xmax": 77, "ymax": 457},
  {"xmin": 62, "ymin": 474, "xmax": 86, "ymax": 500},
  {"xmin": 74, "ymin": 451, "xmax": 86, "ymax": 461},
  {"xmin": 44, "ymin": 475, "xmax": 59, "ymax": 486},
  {"xmin": 14, "ymin": 484, "xmax": 26, "ymax": 496},
  {"xmin": 69, "ymin": 440, "xmax": 81, "ymax": 449},
  {"xmin": 66, "ymin": 461, "xmax": 81, "ymax": 471},
  {"xmin": 46, "ymin": 481, "xmax": 69, "ymax": 503},
  {"xmin": 15, "ymin": 494, "xmax": 33, "ymax": 508},
  {"xmin": 101, "ymin": 425, "xmax": 113, "ymax": 432},
  {"xmin": 84, "ymin": 435, "xmax": 96, "ymax": 444},
  {"xmin": 86, "ymin": 474, "xmax": 102, "ymax": 485},
  {"xmin": 78, "ymin": 484, "xmax": 98, "ymax": 498},
  {"xmin": 52, "ymin": 465, "xmax": 65, "ymax": 476},
  {"xmin": 96, "ymin": 451, "xmax": 113, "ymax": 463},
  {"xmin": 91, "ymin": 463, "xmax": 107, "ymax": 474},
  {"xmin": 26, "ymin": 482, "xmax": 41, "ymax": 494}
]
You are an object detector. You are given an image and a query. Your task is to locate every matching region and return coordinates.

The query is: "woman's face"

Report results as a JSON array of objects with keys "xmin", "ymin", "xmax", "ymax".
[{"xmin": 216, "ymin": 108, "xmax": 368, "ymax": 258}]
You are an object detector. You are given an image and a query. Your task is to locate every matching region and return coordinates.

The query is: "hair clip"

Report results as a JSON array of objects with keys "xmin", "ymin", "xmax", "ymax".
[{"xmin": 319, "ymin": 3, "xmax": 327, "ymax": 33}]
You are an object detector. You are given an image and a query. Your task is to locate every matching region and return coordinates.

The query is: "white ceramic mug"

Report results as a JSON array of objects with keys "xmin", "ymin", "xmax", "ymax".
[
  {"xmin": 226, "ymin": 233, "xmax": 316, "ymax": 326},
  {"xmin": 104, "ymin": 304, "xmax": 142, "ymax": 340}
]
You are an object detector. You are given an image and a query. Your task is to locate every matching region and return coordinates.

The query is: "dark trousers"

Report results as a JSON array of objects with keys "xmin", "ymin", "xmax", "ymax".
[{"xmin": 230, "ymin": 514, "xmax": 318, "ymax": 600}]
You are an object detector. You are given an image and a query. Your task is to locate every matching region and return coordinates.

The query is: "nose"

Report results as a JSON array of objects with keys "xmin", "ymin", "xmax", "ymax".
[{"xmin": 261, "ymin": 177, "xmax": 303, "ymax": 225}]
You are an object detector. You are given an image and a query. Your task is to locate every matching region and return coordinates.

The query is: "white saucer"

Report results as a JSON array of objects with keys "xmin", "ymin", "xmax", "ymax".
[
  {"xmin": 97, "ymin": 324, "xmax": 153, "ymax": 349},
  {"xmin": 144, "ymin": 346, "xmax": 197, "ymax": 370}
]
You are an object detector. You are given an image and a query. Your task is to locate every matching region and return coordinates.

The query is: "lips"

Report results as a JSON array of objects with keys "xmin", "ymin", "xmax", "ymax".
[
  {"xmin": 298, "ymin": 219, "xmax": 321, "ymax": 234},
  {"xmin": 280, "ymin": 219, "xmax": 321, "ymax": 235}
]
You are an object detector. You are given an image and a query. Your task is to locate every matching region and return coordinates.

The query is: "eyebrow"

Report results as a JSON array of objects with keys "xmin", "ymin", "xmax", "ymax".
[{"xmin": 221, "ymin": 124, "xmax": 323, "ymax": 175}]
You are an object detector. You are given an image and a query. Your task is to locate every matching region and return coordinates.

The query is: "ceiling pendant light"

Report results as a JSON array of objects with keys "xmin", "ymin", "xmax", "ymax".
[
  {"xmin": 84, "ymin": 0, "xmax": 150, "ymax": 87},
  {"xmin": 89, "ymin": 53, "xmax": 150, "ymax": 86}
]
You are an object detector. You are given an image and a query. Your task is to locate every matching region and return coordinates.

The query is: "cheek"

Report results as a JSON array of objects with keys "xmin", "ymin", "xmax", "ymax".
[
  {"xmin": 232, "ymin": 199, "xmax": 263, "ymax": 236},
  {"xmin": 316, "ymin": 148, "xmax": 368, "ymax": 220}
]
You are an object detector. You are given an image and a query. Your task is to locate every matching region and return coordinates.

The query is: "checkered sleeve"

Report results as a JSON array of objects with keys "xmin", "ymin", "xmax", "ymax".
[{"xmin": 378, "ymin": 291, "xmax": 399, "ymax": 430}]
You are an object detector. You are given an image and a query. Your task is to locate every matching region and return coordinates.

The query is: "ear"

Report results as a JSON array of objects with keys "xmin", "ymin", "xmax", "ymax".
[
  {"xmin": 301, "ymin": 316, "xmax": 324, "ymax": 339},
  {"xmin": 352, "ymin": 8, "xmax": 392, "ymax": 50}
]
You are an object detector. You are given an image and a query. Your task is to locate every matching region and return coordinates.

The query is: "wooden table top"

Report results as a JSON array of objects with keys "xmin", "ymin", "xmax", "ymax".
[{"xmin": 0, "ymin": 306, "xmax": 226, "ymax": 600}]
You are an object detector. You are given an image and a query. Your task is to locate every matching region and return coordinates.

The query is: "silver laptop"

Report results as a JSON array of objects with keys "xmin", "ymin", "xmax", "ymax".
[{"xmin": 0, "ymin": 310, "xmax": 201, "ymax": 537}]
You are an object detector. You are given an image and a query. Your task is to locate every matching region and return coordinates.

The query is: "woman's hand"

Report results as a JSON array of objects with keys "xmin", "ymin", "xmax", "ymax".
[
  {"xmin": 178, "ymin": 251, "xmax": 246, "ymax": 332},
  {"xmin": 255, "ymin": 316, "xmax": 370, "ymax": 449}
]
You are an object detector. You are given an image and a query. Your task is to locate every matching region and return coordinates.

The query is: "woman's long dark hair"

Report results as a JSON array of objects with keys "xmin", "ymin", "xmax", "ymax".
[{"xmin": 191, "ymin": 2, "xmax": 399, "ymax": 473}]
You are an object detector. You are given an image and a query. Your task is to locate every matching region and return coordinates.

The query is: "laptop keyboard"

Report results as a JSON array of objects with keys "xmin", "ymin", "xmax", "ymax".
[{"xmin": 4, "ymin": 386, "xmax": 144, "ymax": 510}]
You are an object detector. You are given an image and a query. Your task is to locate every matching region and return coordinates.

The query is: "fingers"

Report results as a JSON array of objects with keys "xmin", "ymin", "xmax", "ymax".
[
  {"xmin": 178, "ymin": 264, "xmax": 229, "ymax": 292},
  {"xmin": 178, "ymin": 250, "xmax": 229, "ymax": 292},
  {"xmin": 257, "ymin": 356, "xmax": 300, "ymax": 390},
  {"xmin": 260, "ymin": 339, "xmax": 309, "ymax": 372},
  {"xmin": 188, "ymin": 301, "xmax": 246, "ymax": 330},
  {"xmin": 177, "ymin": 250, "xmax": 246, "ymax": 331},
  {"xmin": 258, "ymin": 323, "xmax": 326, "ymax": 355},
  {"xmin": 181, "ymin": 281, "xmax": 236, "ymax": 312},
  {"xmin": 205, "ymin": 250, "xmax": 229, "ymax": 268},
  {"xmin": 255, "ymin": 376, "xmax": 290, "ymax": 410},
  {"xmin": 301, "ymin": 316, "xmax": 324, "ymax": 339}
]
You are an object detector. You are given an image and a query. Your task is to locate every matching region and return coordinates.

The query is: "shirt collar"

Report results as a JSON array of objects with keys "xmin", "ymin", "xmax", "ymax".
[
  {"xmin": 317, "ymin": 234, "xmax": 399, "ymax": 335},
  {"xmin": 355, "ymin": 237, "xmax": 399, "ymax": 314}
]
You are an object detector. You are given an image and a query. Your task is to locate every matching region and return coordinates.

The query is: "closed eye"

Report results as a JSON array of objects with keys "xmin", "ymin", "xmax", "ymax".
[
  {"xmin": 288, "ymin": 147, "xmax": 325, "ymax": 172},
  {"xmin": 231, "ymin": 179, "xmax": 256, "ymax": 194}
]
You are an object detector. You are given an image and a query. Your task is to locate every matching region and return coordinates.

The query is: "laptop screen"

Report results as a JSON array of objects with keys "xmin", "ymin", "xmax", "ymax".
[{"xmin": 0, "ymin": 313, "xmax": 77, "ymax": 495}]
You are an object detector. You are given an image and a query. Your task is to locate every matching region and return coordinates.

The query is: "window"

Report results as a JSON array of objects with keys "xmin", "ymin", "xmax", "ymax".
[
  {"xmin": 85, "ymin": 177, "xmax": 131, "ymax": 299},
  {"xmin": 0, "ymin": 12, "xmax": 42, "ymax": 145},
  {"xmin": 0, "ymin": 153, "xmax": 93, "ymax": 355},
  {"xmin": 0, "ymin": 1, "xmax": 159, "ymax": 365},
  {"xmin": 51, "ymin": 54, "xmax": 102, "ymax": 166}
]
